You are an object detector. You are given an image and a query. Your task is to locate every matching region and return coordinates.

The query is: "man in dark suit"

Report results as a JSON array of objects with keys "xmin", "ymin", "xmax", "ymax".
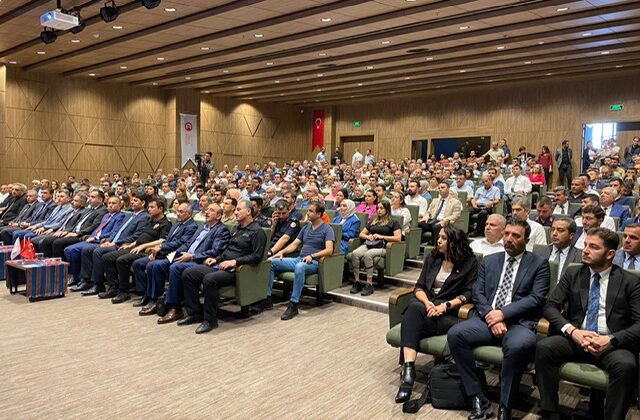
[
  {"xmin": 536, "ymin": 227, "xmax": 640, "ymax": 420},
  {"xmin": 0, "ymin": 189, "xmax": 40, "ymax": 240},
  {"xmin": 533, "ymin": 217, "xmax": 582, "ymax": 284},
  {"xmin": 613, "ymin": 223, "xmax": 640, "ymax": 269},
  {"xmin": 31, "ymin": 192, "xmax": 89, "ymax": 251},
  {"xmin": 80, "ymin": 191, "xmax": 151, "ymax": 296},
  {"xmin": 555, "ymin": 140, "xmax": 573, "ymax": 187},
  {"xmin": 0, "ymin": 183, "xmax": 28, "ymax": 226},
  {"xmin": 600, "ymin": 187, "xmax": 630, "ymax": 228},
  {"xmin": 448, "ymin": 218, "xmax": 550, "ymax": 420}
]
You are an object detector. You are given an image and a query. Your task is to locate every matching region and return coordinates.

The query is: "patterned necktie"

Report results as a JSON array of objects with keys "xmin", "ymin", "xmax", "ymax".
[
  {"xmin": 494, "ymin": 257, "xmax": 516, "ymax": 309},
  {"xmin": 585, "ymin": 272, "xmax": 601, "ymax": 333},
  {"xmin": 94, "ymin": 214, "xmax": 112, "ymax": 238},
  {"xmin": 629, "ymin": 255, "xmax": 636, "ymax": 270},
  {"xmin": 561, "ymin": 204, "xmax": 566, "ymax": 215}
]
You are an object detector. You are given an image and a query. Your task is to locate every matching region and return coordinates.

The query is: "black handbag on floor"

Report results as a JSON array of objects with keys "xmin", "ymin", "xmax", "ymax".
[{"xmin": 428, "ymin": 363, "xmax": 470, "ymax": 410}]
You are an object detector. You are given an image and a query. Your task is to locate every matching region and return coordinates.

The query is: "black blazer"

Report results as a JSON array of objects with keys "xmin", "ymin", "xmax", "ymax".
[
  {"xmin": 416, "ymin": 253, "xmax": 478, "ymax": 305},
  {"xmin": 544, "ymin": 264, "xmax": 640, "ymax": 352}
]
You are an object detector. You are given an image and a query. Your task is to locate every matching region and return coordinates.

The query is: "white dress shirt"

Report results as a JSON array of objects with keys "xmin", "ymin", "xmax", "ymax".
[
  {"xmin": 526, "ymin": 219, "xmax": 548, "ymax": 252},
  {"xmin": 505, "ymin": 175, "xmax": 532, "ymax": 196},
  {"xmin": 405, "ymin": 194, "xmax": 429, "ymax": 219},
  {"xmin": 552, "ymin": 202, "xmax": 569, "ymax": 215},
  {"xmin": 470, "ymin": 238, "xmax": 504, "ymax": 256},
  {"xmin": 491, "ymin": 252, "xmax": 524, "ymax": 308},
  {"xmin": 566, "ymin": 266, "xmax": 611, "ymax": 335}
]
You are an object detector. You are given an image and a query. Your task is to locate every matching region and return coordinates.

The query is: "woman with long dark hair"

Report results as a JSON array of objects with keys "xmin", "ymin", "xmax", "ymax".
[
  {"xmin": 395, "ymin": 226, "xmax": 478, "ymax": 403},
  {"xmin": 538, "ymin": 145, "xmax": 552, "ymax": 185},
  {"xmin": 355, "ymin": 188, "xmax": 378, "ymax": 222}
]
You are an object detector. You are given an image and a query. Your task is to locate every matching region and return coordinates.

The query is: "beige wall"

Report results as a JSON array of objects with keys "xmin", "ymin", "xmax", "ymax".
[
  {"xmin": 200, "ymin": 96, "xmax": 307, "ymax": 168},
  {"xmin": 333, "ymin": 71, "xmax": 640, "ymax": 173}
]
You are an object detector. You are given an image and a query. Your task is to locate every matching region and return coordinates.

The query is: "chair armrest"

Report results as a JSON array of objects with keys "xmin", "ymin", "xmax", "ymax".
[
  {"xmin": 348, "ymin": 238, "xmax": 362, "ymax": 253},
  {"xmin": 388, "ymin": 287, "xmax": 415, "ymax": 328},
  {"xmin": 537, "ymin": 318, "xmax": 550, "ymax": 336},
  {"xmin": 389, "ymin": 287, "xmax": 415, "ymax": 305},
  {"xmin": 317, "ymin": 253, "xmax": 345, "ymax": 293},
  {"xmin": 458, "ymin": 303, "xmax": 475, "ymax": 320}
]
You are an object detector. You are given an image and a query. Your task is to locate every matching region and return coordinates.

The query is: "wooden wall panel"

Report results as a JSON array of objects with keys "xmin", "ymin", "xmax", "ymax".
[
  {"xmin": 333, "ymin": 71, "xmax": 640, "ymax": 175},
  {"xmin": 0, "ymin": 65, "xmax": 6, "ymax": 161},
  {"xmin": 1, "ymin": 68, "xmax": 167, "ymax": 184},
  {"xmin": 200, "ymin": 96, "xmax": 307, "ymax": 168}
]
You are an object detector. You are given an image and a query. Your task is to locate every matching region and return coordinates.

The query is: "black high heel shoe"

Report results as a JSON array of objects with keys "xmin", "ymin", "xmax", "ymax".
[{"xmin": 395, "ymin": 361, "xmax": 416, "ymax": 403}]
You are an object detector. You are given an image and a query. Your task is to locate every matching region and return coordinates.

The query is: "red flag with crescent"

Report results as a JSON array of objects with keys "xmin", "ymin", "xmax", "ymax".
[{"xmin": 312, "ymin": 110, "xmax": 324, "ymax": 151}]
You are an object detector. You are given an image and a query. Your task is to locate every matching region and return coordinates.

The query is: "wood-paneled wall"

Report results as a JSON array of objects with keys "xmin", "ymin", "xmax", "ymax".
[
  {"xmin": 200, "ymin": 96, "xmax": 307, "ymax": 168},
  {"xmin": 333, "ymin": 71, "xmax": 640, "ymax": 174},
  {"xmin": 2, "ymin": 68, "xmax": 168, "ymax": 184},
  {"xmin": 0, "ymin": 65, "xmax": 6, "ymax": 170}
]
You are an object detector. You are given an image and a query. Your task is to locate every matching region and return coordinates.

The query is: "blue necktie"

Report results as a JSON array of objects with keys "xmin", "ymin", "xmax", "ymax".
[
  {"xmin": 113, "ymin": 214, "xmax": 135, "ymax": 242},
  {"xmin": 585, "ymin": 272, "xmax": 601, "ymax": 333},
  {"xmin": 187, "ymin": 227, "xmax": 210, "ymax": 254},
  {"xmin": 628, "ymin": 255, "xmax": 636, "ymax": 270}
]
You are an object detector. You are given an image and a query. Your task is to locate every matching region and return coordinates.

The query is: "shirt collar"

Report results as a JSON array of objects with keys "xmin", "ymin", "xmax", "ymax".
[{"xmin": 589, "ymin": 265, "xmax": 612, "ymax": 279}]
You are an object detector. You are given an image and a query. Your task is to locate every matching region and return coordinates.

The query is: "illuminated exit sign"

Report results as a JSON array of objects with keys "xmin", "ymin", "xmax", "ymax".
[
  {"xmin": 353, "ymin": 121, "xmax": 361, "ymax": 127},
  {"xmin": 610, "ymin": 104, "xmax": 624, "ymax": 111}
]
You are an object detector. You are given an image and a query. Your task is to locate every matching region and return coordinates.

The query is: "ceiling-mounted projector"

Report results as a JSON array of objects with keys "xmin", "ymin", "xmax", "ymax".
[{"xmin": 40, "ymin": 9, "xmax": 79, "ymax": 30}]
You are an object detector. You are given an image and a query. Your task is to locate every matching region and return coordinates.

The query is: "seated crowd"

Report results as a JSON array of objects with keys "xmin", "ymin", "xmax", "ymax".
[{"xmin": 1, "ymin": 138, "xmax": 640, "ymax": 419}]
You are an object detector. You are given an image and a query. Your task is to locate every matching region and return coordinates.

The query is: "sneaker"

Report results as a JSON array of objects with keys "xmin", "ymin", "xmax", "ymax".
[
  {"xmin": 349, "ymin": 282, "xmax": 363, "ymax": 294},
  {"xmin": 281, "ymin": 302, "xmax": 299, "ymax": 320},
  {"xmin": 361, "ymin": 284, "xmax": 374, "ymax": 296}
]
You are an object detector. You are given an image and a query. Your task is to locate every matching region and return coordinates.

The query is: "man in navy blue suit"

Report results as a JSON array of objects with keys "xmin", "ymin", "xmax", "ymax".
[
  {"xmin": 448, "ymin": 218, "xmax": 550, "ymax": 420},
  {"xmin": 80, "ymin": 191, "xmax": 151, "ymax": 296}
]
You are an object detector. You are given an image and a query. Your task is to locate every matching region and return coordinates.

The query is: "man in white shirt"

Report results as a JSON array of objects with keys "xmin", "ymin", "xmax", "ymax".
[
  {"xmin": 450, "ymin": 173, "xmax": 474, "ymax": 202},
  {"xmin": 315, "ymin": 147, "xmax": 327, "ymax": 163},
  {"xmin": 351, "ymin": 148, "xmax": 364, "ymax": 167},
  {"xmin": 364, "ymin": 149, "xmax": 375, "ymax": 165},
  {"xmin": 511, "ymin": 196, "xmax": 547, "ymax": 251},
  {"xmin": 575, "ymin": 194, "xmax": 616, "ymax": 231},
  {"xmin": 504, "ymin": 164, "xmax": 532, "ymax": 199},
  {"xmin": 574, "ymin": 205, "xmax": 607, "ymax": 250},
  {"xmin": 552, "ymin": 186, "xmax": 571, "ymax": 215},
  {"xmin": 470, "ymin": 214, "xmax": 506, "ymax": 255},
  {"xmin": 404, "ymin": 180, "xmax": 429, "ymax": 222}
]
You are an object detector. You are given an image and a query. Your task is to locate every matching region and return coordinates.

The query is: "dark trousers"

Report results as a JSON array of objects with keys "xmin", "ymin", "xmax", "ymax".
[
  {"xmin": 469, "ymin": 206, "xmax": 492, "ymax": 234},
  {"xmin": 536, "ymin": 335, "xmax": 637, "ymax": 420},
  {"xmin": 0, "ymin": 226, "xmax": 19, "ymax": 244},
  {"xmin": 36, "ymin": 234, "xmax": 71, "ymax": 257},
  {"xmin": 543, "ymin": 168, "xmax": 551, "ymax": 187},
  {"xmin": 89, "ymin": 245, "xmax": 117, "ymax": 285},
  {"xmin": 419, "ymin": 220, "xmax": 443, "ymax": 244},
  {"xmin": 102, "ymin": 248, "xmax": 147, "ymax": 292},
  {"xmin": 447, "ymin": 316, "xmax": 537, "ymax": 408},
  {"xmin": 132, "ymin": 257, "xmax": 170, "ymax": 298},
  {"xmin": 183, "ymin": 265, "xmax": 236, "ymax": 323},
  {"xmin": 31, "ymin": 234, "xmax": 51, "ymax": 252},
  {"xmin": 165, "ymin": 261, "xmax": 197, "ymax": 305},
  {"xmin": 401, "ymin": 299, "xmax": 457, "ymax": 350},
  {"xmin": 558, "ymin": 164, "xmax": 572, "ymax": 187},
  {"xmin": 50, "ymin": 236, "xmax": 82, "ymax": 258}
]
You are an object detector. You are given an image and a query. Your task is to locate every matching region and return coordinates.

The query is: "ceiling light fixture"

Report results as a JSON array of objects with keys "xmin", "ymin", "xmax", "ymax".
[
  {"xmin": 496, "ymin": 46, "xmax": 505, "ymax": 50},
  {"xmin": 616, "ymin": 65, "xmax": 624, "ymax": 68},
  {"xmin": 459, "ymin": 69, "xmax": 466, "ymax": 73},
  {"xmin": 266, "ymin": 62, "xmax": 274, "ymax": 65},
  {"xmin": 185, "ymin": 76, "xmax": 191, "ymax": 80},
  {"xmin": 89, "ymin": 73, "xmax": 96, "ymax": 76},
  {"xmin": 9, "ymin": 61, "xmax": 17, "ymax": 64},
  {"xmin": 582, "ymin": 32, "xmax": 592, "ymax": 36},
  {"xmin": 381, "ymin": 40, "xmax": 390, "ymax": 45},
  {"xmin": 200, "ymin": 46, "xmax": 210, "ymax": 51},
  {"xmin": 140, "ymin": 0, "xmax": 161, "ymax": 9},
  {"xmin": 71, "ymin": 39, "xmax": 81, "ymax": 43},
  {"xmin": 317, "ymin": 73, "xmax": 323, "ymax": 77},
  {"xmin": 357, "ymin": 83, "xmax": 363, "ymax": 86},
  {"xmin": 152, "ymin": 82, "xmax": 158, "ymax": 85},
  {"xmin": 546, "ymin": 73, "xmax": 553, "ymax": 76},
  {"xmin": 36, "ymin": 51, "xmax": 46, "ymax": 55},
  {"xmin": 112, "ymin": 25, "xmax": 123, "ymax": 29},
  {"xmin": 40, "ymin": 28, "xmax": 58, "ymax": 44},
  {"xmin": 222, "ymin": 70, "xmax": 229, "ymax": 73},
  {"xmin": 100, "ymin": 1, "xmax": 119, "ymax": 23},
  {"xmin": 254, "ymin": 33, "xmax": 264, "ymax": 38},
  {"xmin": 156, "ymin": 57, "xmax": 165, "ymax": 61},
  {"xmin": 275, "ymin": 80, "xmax": 280, "ymax": 83},
  {"xmin": 459, "ymin": 25, "xmax": 469, "ymax": 30},
  {"xmin": 556, "ymin": 7, "xmax": 569, "ymax": 12},
  {"xmin": 538, "ymin": 41, "xmax": 545, "ymax": 45},
  {"xmin": 524, "ymin": 61, "xmax": 532, "ymax": 64},
  {"xmin": 366, "ymin": 66, "xmax": 374, "ymax": 70},
  {"xmin": 318, "ymin": 52, "xmax": 327, "ymax": 57},
  {"xmin": 321, "ymin": 17, "xmax": 332, "ymax": 22},
  {"xmin": 164, "ymin": 7, "xmax": 176, "ymax": 12},
  {"xmin": 120, "ymin": 65, "xmax": 127, "ymax": 69},
  {"xmin": 426, "ymin": 57, "xmax": 433, "ymax": 61}
]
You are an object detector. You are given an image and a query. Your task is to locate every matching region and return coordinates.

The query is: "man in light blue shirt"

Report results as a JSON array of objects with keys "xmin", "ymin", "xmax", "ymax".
[{"xmin": 469, "ymin": 176, "xmax": 501, "ymax": 238}]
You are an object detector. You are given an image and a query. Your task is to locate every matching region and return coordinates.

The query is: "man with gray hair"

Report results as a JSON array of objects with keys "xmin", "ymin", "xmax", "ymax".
[
  {"xmin": 510, "ymin": 195, "xmax": 547, "ymax": 251},
  {"xmin": 599, "ymin": 186, "xmax": 630, "ymax": 228},
  {"xmin": 31, "ymin": 192, "xmax": 89, "ymax": 251},
  {"xmin": 0, "ymin": 183, "xmax": 28, "ymax": 226},
  {"xmin": 470, "ymin": 214, "xmax": 506, "ymax": 256}
]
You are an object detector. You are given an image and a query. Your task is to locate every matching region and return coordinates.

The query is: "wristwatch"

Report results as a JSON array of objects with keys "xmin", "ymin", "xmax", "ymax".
[{"xmin": 445, "ymin": 301, "xmax": 452, "ymax": 309}]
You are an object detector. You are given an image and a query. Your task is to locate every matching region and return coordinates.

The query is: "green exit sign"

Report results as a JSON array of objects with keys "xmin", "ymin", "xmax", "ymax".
[
  {"xmin": 353, "ymin": 121, "xmax": 361, "ymax": 127},
  {"xmin": 610, "ymin": 104, "xmax": 624, "ymax": 111}
]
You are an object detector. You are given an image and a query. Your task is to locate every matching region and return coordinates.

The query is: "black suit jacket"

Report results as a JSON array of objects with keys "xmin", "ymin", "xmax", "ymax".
[
  {"xmin": 533, "ymin": 244, "xmax": 582, "ymax": 281},
  {"xmin": 74, "ymin": 205, "xmax": 108, "ymax": 236},
  {"xmin": 544, "ymin": 264, "xmax": 640, "ymax": 352},
  {"xmin": 416, "ymin": 253, "xmax": 478, "ymax": 305},
  {"xmin": 0, "ymin": 194, "xmax": 27, "ymax": 224},
  {"xmin": 472, "ymin": 251, "xmax": 550, "ymax": 330}
]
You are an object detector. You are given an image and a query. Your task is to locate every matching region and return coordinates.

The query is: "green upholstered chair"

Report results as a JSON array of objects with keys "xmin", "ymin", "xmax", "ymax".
[
  {"xmin": 276, "ymin": 223, "xmax": 345, "ymax": 305},
  {"xmin": 166, "ymin": 213, "xmax": 177, "ymax": 224},
  {"xmin": 404, "ymin": 204, "xmax": 422, "ymax": 259},
  {"xmin": 611, "ymin": 216, "xmax": 620, "ymax": 232},
  {"xmin": 324, "ymin": 200, "xmax": 334, "ymax": 210},
  {"xmin": 325, "ymin": 209, "xmax": 337, "ymax": 221},
  {"xmin": 218, "ymin": 227, "xmax": 272, "ymax": 316},
  {"xmin": 543, "ymin": 226, "xmax": 551, "ymax": 243},
  {"xmin": 194, "ymin": 217, "xmax": 205, "ymax": 228}
]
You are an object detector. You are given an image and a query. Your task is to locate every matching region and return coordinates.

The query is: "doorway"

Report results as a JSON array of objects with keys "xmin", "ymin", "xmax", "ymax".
[
  {"xmin": 411, "ymin": 140, "xmax": 428, "ymax": 161},
  {"xmin": 431, "ymin": 136, "xmax": 491, "ymax": 159},
  {"xmin": 340, "ymin": 135, "xmax": 374, "ymax": 164}
]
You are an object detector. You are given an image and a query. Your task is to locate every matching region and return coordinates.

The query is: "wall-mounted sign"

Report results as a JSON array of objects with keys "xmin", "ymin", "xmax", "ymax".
[
  {"xmin": 610, "ymin": 104, "xmax": 624, "ymax": 111},
  {"xmin": 353, "ymin": 121, "xmax": 361, "ymax": 127}
]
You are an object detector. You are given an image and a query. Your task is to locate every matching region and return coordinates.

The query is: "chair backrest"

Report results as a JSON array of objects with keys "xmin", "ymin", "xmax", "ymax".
[
  {"xmin": 261, "ymin": 227, "xmax": 272, "ymax": 260},
  {"xmin": 328, "ymin": 223, "xmax": 343, "ymax": 255},
  {"xmin": 355, "ymin": 212, "xmax": 368, "ymax": 231},
  {"xmin": 324, "ymin": 200, "xmax": 334, "ymax": 210},
  {"xmin": 568, "ymin": 202, "xmax": 581, "ymax": 216},
  {"xmin": 548, "ymin": 260, "xmax": 559, "ymax": 294},
  {"xmin": 430, "ymin": 190, "xmax": 439, "ymax": 199},
  {"xmin": 225, "ymin": 223, "xmax": 237, "ymax": 233},
  {"xmin": 617, "ymin": 231, "xmax": 624, "ymax": 249},
  {"xmin": 325, "ymin": 209, "xmax": 337, "ymax": 221},
  {"xmin": 405, "ymin": 205, "xmax": 419, "ymax": 229},
  {"xmin": 530, "ymin": 209, "xmax": 538, "ymax": 219},
  {"xmin": 391, "ymin": 215, "xmax": 404, "ymax": 234},
  {"xmin": 532, "ymin": 243, "xmax": 548, "ymax": 254},
  {"xmin": 611, "ymin": 216, "xmax": 620, "ymax": 231},
  {"xmin": 166, "ymin": 213, "xmax": 177, "ymax": 223},
  {"xmin": 297, "ymin": 207, "xmax": 308, "ymax": 217},
  {"xmin": 543, "ymin": 226, "xmax": 551, "ymax": 243},
  {"xmin": 457, "ymin": 191, "xmax": 468, "ymax": 211}
]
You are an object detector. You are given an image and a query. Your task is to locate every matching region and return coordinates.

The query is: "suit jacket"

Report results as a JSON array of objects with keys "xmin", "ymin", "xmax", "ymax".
[
  {"xmin": 176, "ymin": 222, "xmax": 231, "ymax": 263},
  {"xmin": 39, "ymin": 203, "xmax": 73, "ymax": 230},
  {"xmin": 614, "ymin": 196, "xmax": 634, "ymax": 210},
  {"xmin": 554, "ymin": 147, "xmax": 573, "ymax": 168},
  {"xmin": 58, "ymin": 207, "xmax": 89, "ymax": 232},
  {"xmin": 544, "ymin": 264, "xmax": 640, "ymax": 352},
  {"xmin": 30, "ymin": 199, "xmax": 55, "ymax": 224},
  {"xmin": 472, "ymin": 251, "xmax": 550, "ymax": 330},
  {"xmin": 90, "ymin": 211, "xmax": 125, "ymax": 240},
  {"xmin": 108, "ymin": 211, "xmax": 151, "ymax": 246},
  {"xmin": 13, "ymin": 201, "xmax": 41, "ymax": 224},
  {"xmin": 426, "ymin": 196, "xmax": 462, "ymax": 224},
  {"xmin": 533, "ymin": 244, "xmax": 582, "ymax": 281},
  {"xmin": 612, "ymin": 249, "xmax": 640, "ymax": 269},
  {"xmin": 73, "ymin": 205, "xmax": 108, "ymax": 236},
  {"xmin": 159, "ymin": 218, "xmax": 198, "ymax": 255},
  {"xmin": 0, "ymin": 194, "xmax": 27, "ymax": 224},
  {"xmin": 622, "ymin": 215, "xmax": 640, "ymax": 231},
  {"xmin": 607, "ymin": 203, "xmax": 630, "ymax": 228},
  {"xmin": 416, "ymin": 253, "xmax": 478, "ymax": 305}
]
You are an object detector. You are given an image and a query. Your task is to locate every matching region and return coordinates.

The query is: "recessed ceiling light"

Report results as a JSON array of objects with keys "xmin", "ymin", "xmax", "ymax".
[
  {"xmin": 426, "ymin": 57, "xmax": 433, "ymax": 61},
  {"xmin": 406, "ymin": 0, "xmax": 416, "ymax": 2},
  {"xmin": 8, "ymin": 61, "xmax": 17, "ymax": 64},
  {"xmin": 404, "ymin": 76, "xmax": 411, "ymax": 80},
  {"xmin": 546, "ymin": 73, "xmax": 553, "ymax": 76},
  {"xmin": 459, "ymin": 25, "xmax": 469, "ymax": 30},
  {"xmin": 152, "ymin": 82, "xmax": 158, "ymax": 85},
  {"xmin": 366, "ymin": 66, "xmax": 374, "ymax": 70},
  {"xmin": 317, "ymin": 73, "xmax": 323, "ymax": 77},
  {"xmin": 200, "ymin": 46, "xmax": 210, "ymax": 51},
  {"xmin": 538, "ymin": 41, "xmax": 545, "ymax": 45},
  {"xmin": 280, "ymin": 93, "xmax": 284, "ymax": 96},
  {"xmin": 381, "ymin": 40, "xmax": 391, "ymax": 45},
  {"xmin": 357, "ymin": 83, "xmax": 363, "ymax": 86},
  {"xmin": 601, "ymin": 51, "xmax": 610, "ymax": 55},
  {"xmin": 254, "ymin": 33, "xmax": 264, "ymax": 38},
  {"xmin": 556, "ymin": 7, "xmax": 569, "ymax": 12},
  {"xmin": 71, "ymin": 39, "xmax": 81, "ymax": 43},
  {"xmin": 202, "ymin": 90, "xmax": 210, "ymax": 94},
  {"xmin": 120, "ymin": 65, "xmax": 127, "ymax": 69},
  {"xmin": 156, "ymin": 57, "xmax": 165, "ymax": 61},
  {"xmin": 488, "ymin": 79, "xmax": 494, "ymax": 82},
  {"xmin": 238, "ymin": 86, "xmax": 243, "ymax": 89},
  {"xmin": 524, "ymin": 61, "xmax": 532, "ymax": 64},
  {"xmin": 36, "ymin": 51, "xmax": 46, "ymax": 55},
  {"xmin": 112, "ymin": 25, "xmax": 123, "ymax": 30},
  {"xmin": 496, "ymin": 46, "xmax": 505, "ymax": 50},
  {"xmin": 459, "ymin": 69, "xmax": 466, "ymax": 73},
  {"xmin": 616, "ymin": 65, "xmax": 624, "ymax": 68},
  {"xmin": 89, "ymin": 73, "xmax": 96, "ymax": 76},
  {"xmin": 318, "ymin": 52, "xmax": 327, "ymax": 57},
  {"xmin": 316, "ymin": 88, "xmax": 322, "ymax": 92},
  {"xmin": 275, "ymin": 80, "xmax": 280, "ymax": 83},
  {"xmin": 247, "ymin": 97, "xmax": 253, "ymax": 100},
  {"xmin": 222, "ymin": 70, "xmax": 229, "ymax": 73},
  {"xmin": 185, "ymin": 76, "xmax": 191, "ymax": 80},
  {"xmin": 390, "ymin": 91, "xmax": 396, "ymax": 94},
  {"xmin": 582, "ymin": 32, "xmax": 592, "ymax": 36},
  {"xmin": 296, "ymin": 78, "xmax": 301, "ymax": 81},
  {"xmin": 321, "ymin": 17, "xmax": 332, "ymax": 22},
  {"xmin": 266, "ymin": 62, "xmax": 274, "ymax": 66},
  {"xmin": 164, "ymin": 7, "xmax": 176, "ymax": 12}
]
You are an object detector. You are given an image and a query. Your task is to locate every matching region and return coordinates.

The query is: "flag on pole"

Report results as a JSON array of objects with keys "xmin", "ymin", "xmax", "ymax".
[
  {"xmin": 21, "ymin": 238, "xmax": 36, "ymax": 259},
  {"xmin": 11, "ymin": 238, "xmax": 21, "ymax": 259}
]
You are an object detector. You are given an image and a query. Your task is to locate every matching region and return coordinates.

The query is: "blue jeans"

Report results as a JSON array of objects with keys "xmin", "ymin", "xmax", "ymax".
[{"xmin": 268, "ymin": 257, "xmax": 318, "ymax": 303}]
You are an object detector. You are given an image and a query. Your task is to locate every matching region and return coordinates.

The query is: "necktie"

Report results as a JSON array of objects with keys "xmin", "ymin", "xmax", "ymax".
[
  {"xmin": 113, "ymin": 214, "xmax": 136, "ymax": 242},
  {"xmin": 74, "ymin": 209, "xmax": 95, "ymax": 232},
  {"xmin": 629, "ymin": 255, "xmax": 636, "ymax": 270},
  {"xmin": 94, "ymin": 214, "xmax": 113, "ymax": 238},
  {"xmin": 554, "ymin": 248, "xmax": 562, "ymax": 264},
  {"xmin": 187, "ymin": 227, "xmax": 210, "ymax": 254},
  {"xmin": 494, "ymin": 257, "xmax": 516, "ymax": 309},
  {"xmin": 585, "ymin": 272, "xmax": 601, "ymax": 333},
  {"xmin": 434, "ymin": 199, "xmax": 445, "ymax": 220},
  {"xmin": 561, "ymin": 204, "xmax": 566, "ymax": 215}
]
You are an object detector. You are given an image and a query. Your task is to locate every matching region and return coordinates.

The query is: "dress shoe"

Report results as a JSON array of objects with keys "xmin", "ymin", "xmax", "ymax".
[
  {"xmin": 81, "ymin": 285, "xmax": 101, "ymax": 296},
  {"xmin": 67, "ymin": 277, "xmax": 80, "ymax": 287},
  {"xmin": 111, "ymin": 292, "xmax": 130, "ymax": 304},
  {"xmin": 176, "ymin": 314, "xmax": 203, "ymax": 326},
  {"xmin": 468, "ymin": 394, "xmax": 492, "ymax": 420},
  {"xmin": 259, "ymin": 296, "xmax": 273, "ymax": 311},
  {"xmin": 98, "ymin": 289, "xmax": 118, "ymax": 299},
  {"xmin": 497, "ymin": 405, "xmax": 511, "ymax": 420},
  {"xmin": 281, "ymin": 302, "xmax": 299, "ymax": 320},
  {"xmin": 132, "ymin": 296, "xmax": 150, "ymax": 307},
  {"xmin": 195, "ymin": 320, "xmax": 218, "ymax": 334},
  {"xmin": 71, "ymin": 281, "xmax": 90, "ymax": 292},
  {"xmin": 139, "ymin": 303, "xmax": 157, "ymax": 316},
  {"xmin": 361, "ymin": 283, "xmax": 375, "ymax": 296},
  {"xmin": 395, "ymin": 361, "xmax": 416, "ymax": 403},
  {"xmin": 158, "ymin": 308, "xmax": 185, "ymax": 324},
  {"xmin": 349, "ymin": 281, "xmax": 363, "ymax": 294}
]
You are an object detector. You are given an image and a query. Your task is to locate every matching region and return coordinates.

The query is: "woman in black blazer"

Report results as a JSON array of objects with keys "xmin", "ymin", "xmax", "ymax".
[{"xmin": 395, "ymin": 225, "xmax": 478, "ymax": 403}]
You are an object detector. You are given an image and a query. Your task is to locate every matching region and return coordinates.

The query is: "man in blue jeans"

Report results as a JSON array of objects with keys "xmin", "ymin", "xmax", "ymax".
[{"xmin": 268, "ymin": 202, "xmax": 334, "ymax": 320}]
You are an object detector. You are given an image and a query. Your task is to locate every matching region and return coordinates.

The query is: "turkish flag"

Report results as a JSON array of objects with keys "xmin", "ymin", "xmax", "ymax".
[
  {"xmin": 21, "ymin": 238, "xmax": 36, "ymax": 259},
  {"xmin": 312, "ymin": 110, "xmax": 324, "ymax": 151}
]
